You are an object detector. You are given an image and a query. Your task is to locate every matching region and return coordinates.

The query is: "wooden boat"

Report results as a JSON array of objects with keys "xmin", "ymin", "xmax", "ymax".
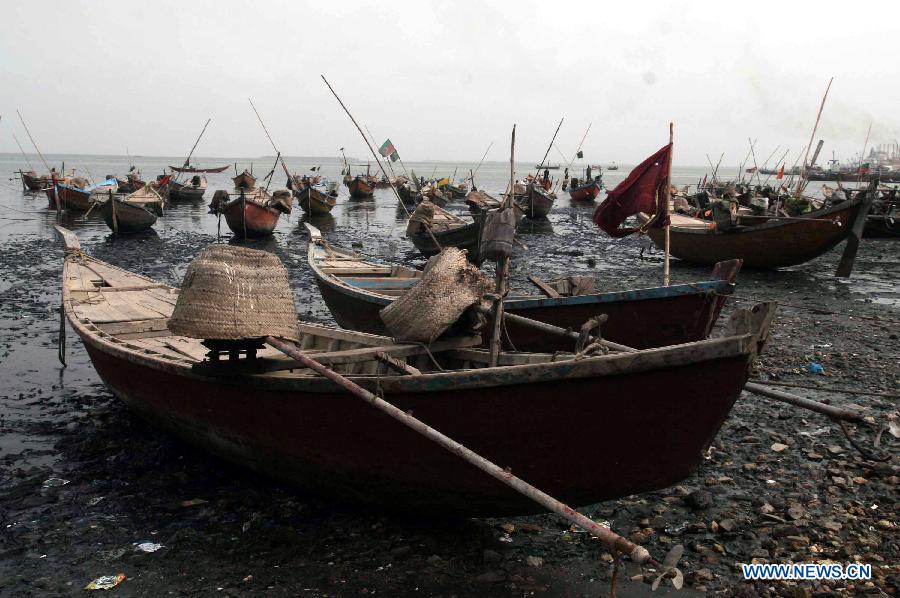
[
  {"xmin": 55, "ymin": 226, "xmax": 773, "ymax": 515},
  {"xmin": 406, "ymin": 201, "xmax": 482, "ymax": 260},
  {"xmin": 517, "ymin": 182, "xmax": 554, "ymax": 218},
  {"xmin": 864, "ymin": 214, "xmax": 898, "ymax": 238},
  {"xmin": 119, "ymin": 184, "xmax": 166, "ymax": 216},
  {"xmin": 306, "ymin": 223, "xmax": 741, "ymax": 350},
  {"xmin": 21, "ymin": 170, "xmax": 51, "ymax": 191},
  {"xmin": 296, "ymin": 184, "xmax": 337, "ymax": 215},
  {"xmin": 100, "ymin": 196, "xmax": 158, "ymax": 234},
  {"xmin": 569, "ymin": 180, "xmax": 602, "ymax": 201},
  {"xmin": 233, "ymin": 170, "xmax": 257, "ymax": 190},
  {"xmin": 213, "ymin": 190, "xmax": 286, "ymax": 239},
  {"xmin": 347, "ymin": 175, "xmax": 375, "ymax": 199},
  {"xmin": 167, "ymin": 175, "xmax": 208, "ymax": 201},
  {"xmin": 396, "ymin": 184, "xmax": 420, "ymax": 205},
  {"xmin": 45, "ymin": 178, "xmax": 95, "ymax": 211},
  {"xmin": 169, "ymin": 164, "xmax": 230, "ymax": 173},
  {"xmin": 637, "ymin": 198, "xmax": 864, "ymax": 269}
]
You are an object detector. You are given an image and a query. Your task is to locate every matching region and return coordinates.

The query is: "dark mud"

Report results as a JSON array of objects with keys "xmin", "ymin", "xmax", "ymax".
[{"xmin": 0, "ymin": 156, "xmax": 897, "ymax": 596}]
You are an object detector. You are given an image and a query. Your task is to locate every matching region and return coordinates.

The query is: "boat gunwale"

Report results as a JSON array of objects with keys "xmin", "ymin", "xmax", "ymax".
[{"xmin": 61, "ymin": 243, "xmax": 756, "ymax": 395}]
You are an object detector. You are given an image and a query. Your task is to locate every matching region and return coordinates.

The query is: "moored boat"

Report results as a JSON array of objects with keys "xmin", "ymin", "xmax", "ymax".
[
  {"xmin": 306, "ymin": 223, "xmax": 742, "ymax": 350},
  {"xmin": 637, "ymin": 198, "xmax": 864, "ymax": 268},
  {"xmin": 295, "ymin": 183, "xmax": 337, "ymax": 215},
  {"xmin": 233, "ymin": 169, "xmax": 257, "ymax": 190},
  {"xmin": 55, "ymin": 226, "xmax": 774, "ymax": 515},
  {"xmin": 347, "ymin": 175, "xmax": 376, "ymax": 199},
  {"xmin": 167, "ymin": 175, "xmax": 208, "ymax": 201},
  {"xmin": 100, "ymin": 195, "xmax": 158, "ymax": 234},
  {"xmin": 21, "ymin": 170, "xmax": 51, "ymax": 191},
  {"xmin": 517, "ymin": 182, "xmax": 554, "ymax": 218},
  {"xmin": 210, "ymin": 189, "xmax": 292, "ymax": 238},
  {"xmin": 568, "ymin": 179, "xmax": 602, "ymax": 201},
  {"xmin": 406, "ymin": 200, "xmax": 482, "ymax": 260}
]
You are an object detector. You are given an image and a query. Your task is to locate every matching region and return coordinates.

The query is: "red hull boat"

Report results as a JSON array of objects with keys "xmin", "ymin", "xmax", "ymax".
[
  {"xmin": 55, "ymin": 227, "xmax": 774, "ymax": 516},
  {"xmin": 569, "ymin": 180, "xmax": 601, "ymax": 201}
]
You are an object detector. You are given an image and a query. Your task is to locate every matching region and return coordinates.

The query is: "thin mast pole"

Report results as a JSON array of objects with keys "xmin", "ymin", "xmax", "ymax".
[
  {"xmin": 13, "ymin": 134, "xmax": 35, "ymax": 170},
  {"xmin": 795, "ymin": 77, "xmax": 833, "ymax": 197},
  {"xmin": 663, "ymin": 123, "xmax": 674, "ymax": 287},
  {"xmin": 183, "ymin": 118, "xmax": 212, "ymax": 168},
  {"xmin": 535, "ymin": 117, "xmax": 564, "ymax": 175},
  {"xmin": 470, "ymin": 141, "xmax": 494, "ymax": 182},
  {"xmin": 748, "ymin": 137, "xmax": 761, "ymax": 184},
  {"xmin": 248, "ymin": 98, "xmax": 293, "ymax": 182},
  {"xmin": 16, "ymin": 110, "xmax": 51, "ymax": 172},
  {"xmin": 855, "ymin": 122, "xmax": 873, "ymax": 189},
  {"xmin": 489, "ymin": 124, "xmax": 515, "ymax": 368},
  {"xmin": 320, "ymin": 75, "xmax": 413, "ymax": 220}
]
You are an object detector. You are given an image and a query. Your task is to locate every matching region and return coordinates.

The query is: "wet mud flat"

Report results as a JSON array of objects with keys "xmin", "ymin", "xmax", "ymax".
[{"xmin": 0, "ymin": 190, "xmax": 898, "ymax": 596}]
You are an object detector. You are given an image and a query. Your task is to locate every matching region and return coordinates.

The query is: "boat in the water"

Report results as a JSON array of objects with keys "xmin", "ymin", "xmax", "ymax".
[
  {"xmin": 406, "ymin": 200, "xmax": 482, "ymax": 260},
  {"xmin": 209, "ymin": 189, "xmax": 292, "ymax": 238},
  {"xmin": 46, "ymin": 177, "xmax": 117, "ymax": 211},
  {"xmin": 517, "ymin": 182, "xmax": 554, "ymax": 218},
  {"xmin": 568, "ymin": 179, "xmax": 602, "ymax": 201},
  {"xmin": 295, "ymin": 182, "xmax": 337, "ymax": 215},
  {"xmin": 166, "ymin": 174, "xmax": 208, "ymax": 201},
  {"xmin": 347, "ymin": 175, "xmax": 376, "ymax": 199},
  {"xmin": 55, "ymin": 226, "xmax": 774, "ymax": 515},
  {"xmin": 169, "ymin": 164, "xmax": 230, "ymax": 173},
  {"xmin": 306, "ymin": 223, "xmax": 742, "ymax": 350},
  {"xmin": 637, "ymin": 198, "xmax": 864, "ymax": 268},
  {"xmin": 233, "ymin": 169, "xmax": 257, "ymax": 190},
  {"xmin": 20, "ymin": 170, "xmax": 51, "ymax": 191},
  {"xmin": 100, "ymin": 194, "xmax": 159, "ymax": 234}
]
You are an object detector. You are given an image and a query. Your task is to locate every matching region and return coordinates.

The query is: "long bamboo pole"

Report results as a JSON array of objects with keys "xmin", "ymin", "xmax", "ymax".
[
  {"xmin": 16, "ymin": 110, "xmax": 51, "ymax": 173},
  {"xmin": 663, "ymin": 123, "xmax": 673, "ymax": 287},
  {"xmin": 320, "ymin": 76, "xmax": 418, "ymax": 224},
  {"xmin": 535, "ymin": 117, "xmax": 564, "ymax": 176},
  {"xmin": 747, "ymin": 137, "xmax": 761, "ymax": 184},
  {"xmin": 248, "ymin": 98, "xmax": 295, "ymax": 186},
  {"xmin": 489, "ymin": 125, "xmax": 516, "ymax": 368},
  {"xmin": 854, "ymin": 122, "xmax": 873, "ymax": 189},
  {"xmin": 12, "ymin": 134, "xmax": 35, "ymax": 171},
  {"xmin": 795, "ymin": 77, "xmax": 833, "ymax": 197},
  {"xmin": 182, "ymin": 118, "xmax": 212, "ymax": 168},
  {"xmin": 264, "ymin": 335, "xmax": 652, "ymax": 565}
]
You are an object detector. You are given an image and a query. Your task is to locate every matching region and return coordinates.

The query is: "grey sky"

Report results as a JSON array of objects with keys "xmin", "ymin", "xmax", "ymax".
[{"xmin": 1, "ymin": 0, "xmax": 897, "ymax": 167}]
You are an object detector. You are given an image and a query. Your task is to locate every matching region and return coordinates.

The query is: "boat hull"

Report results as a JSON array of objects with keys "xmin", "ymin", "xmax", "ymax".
[
  {"xmin": 22, "ymin": 172, "xmax": 50, "ymax": 191},
  {"xmin": 408, "ymin": 221, "xmax": 481, "ymax": 259},
  {"xmin": 81, "ymin": 338, "xmax": 750, "ymax": 515},
  {"xmin": 863, "ymin": 215, "xmax": 898, "ymax": 238},
  {"xmin": 348, "ymin": 177, "xmax": 375, "ymax": 198},
  {"xmin": 45, "ymin": 184, "xmax": 91, "ymax": 211},
  {"xmin": 642, "ymin": 200, "xmax": 863, "ymax": 268},
  {"xmin": 519, "ymin": 184, "xmax": 554, "ymax": 218},
  {"xmin": 223, "ymin": 198, "xmax": 280, "ymax": 238},
  {"xmin": 569, "ymin": 181, "xmax": 601, "ymax": 201},
  {"xmin": 296, "ymin": 187, "xmax": 337, "ymax": 215},
  {"xmin": 100, "ymin": 199, "xmax": 157, "ymax": 234}
]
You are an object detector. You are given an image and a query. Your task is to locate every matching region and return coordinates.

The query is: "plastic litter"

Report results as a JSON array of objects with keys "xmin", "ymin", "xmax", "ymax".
[
  {"xmin": 804, "ymin": 362, "xmax": 825, "ymax": 375},
  {"xmin": 85, "ymin": 574, "xmax": 125, "ymax": 591},
  {"xmin": 42, "ymin": 477, "xmax": 69, "ymax": 488},
  {"xmin": 134, "ymin": 542, "xmax": 163, "ymax": 553}
]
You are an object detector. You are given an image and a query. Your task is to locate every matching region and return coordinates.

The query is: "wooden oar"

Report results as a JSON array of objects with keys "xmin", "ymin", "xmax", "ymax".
[{"xmin": 263, "ymin": 335, "xmax": 654, "ymax": 565}]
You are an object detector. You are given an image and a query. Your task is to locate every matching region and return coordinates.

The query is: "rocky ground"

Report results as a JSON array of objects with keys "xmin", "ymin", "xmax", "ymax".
[{"xmin": 0, "ymin": 190, "xmax": 897, "ymax": 596}]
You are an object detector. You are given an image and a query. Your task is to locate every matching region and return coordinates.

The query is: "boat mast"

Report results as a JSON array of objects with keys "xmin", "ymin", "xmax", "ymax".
[
  {"xmin": 489, "ymin": 124, "xmax": 516, "ymax": 367},
  {"xmin": 534, "ymin": 117, "xmax": 564, "ymax": 176},
  {"xmin": 16, "ymin": 110, "xmax": 52, "ymax": 173},
  {"xmin": 182, "ymin": 118, "xmax": 212, "ymax": 169},
  {"xmin": 794, "ymin": 77, "xmax": 833, "ymax": 198}
]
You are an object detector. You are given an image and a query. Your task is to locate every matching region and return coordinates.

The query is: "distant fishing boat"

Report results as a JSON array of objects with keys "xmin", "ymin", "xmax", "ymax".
[
  {"xmin": 637, "ymin": 198, "xmax": 864, "ymax": 268},
  {"xmin": 347, "ymin": 175, "xmax": 376, "ymax": 199},
  {"xmin": 100, "ymin": 195, "xmax": 158, "ymax": 234},
  {"xmin": 166, "ymin": 174, "xmax": 208, "ymax": 201},
  {"xmin": 232, "ymin": 169, "xmax": 257, "ymax": 190},
  {"xmin": 209, "ymin": 189, "xmax": 292, "ymax": 238},
  {"xmin": 607, "ymin": 162, "xmax": 619, "ymax": 171},
  {"xmin": 534, "ymin": 163, "xmax": 561, "ymax": 170},
  {"xmin": 295, "ymin": 182, "xmax": 337, "ymax": 215},
  {"xmin": 169, "ymin": 164, "xmax": 230, "ymax": 174},
  {"xmin": 20, "ymin": 170, "xmax": 51, "ymax": 191}
]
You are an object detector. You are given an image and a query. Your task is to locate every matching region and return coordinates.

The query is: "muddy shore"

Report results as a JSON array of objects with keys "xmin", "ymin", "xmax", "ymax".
[{"xmin": 0, "ymin": 162, "xmax": 897, "ymax": 596}]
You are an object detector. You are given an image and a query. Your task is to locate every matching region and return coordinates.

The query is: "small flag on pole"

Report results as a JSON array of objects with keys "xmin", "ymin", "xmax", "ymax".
[
  {"xmin": 576, "ymin": 150, "xmax": 584, "ymax": 159},
  {"xmin": 379, "ymin": 139, "xmax": 396, "ymax": 157},
  {"xmin": 776, "ymin": 164, "xmax": 784, "ymax": 180}
]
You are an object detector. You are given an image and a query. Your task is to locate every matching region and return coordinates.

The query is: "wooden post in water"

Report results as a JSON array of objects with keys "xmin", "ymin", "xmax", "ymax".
[
  {"xmin": 834, "ymin": 179, "xmax": 876, "ymax": 278},
  {"xmin": 109, "ymin": 190, "xmax": 118, "ymax": 234},
  {"xmin": 663, "ymin": 123, "xmax": 673, "ymax": 287},
  {"xmin": 489, "ymin": 124, "xmax": 516, "ymax": 368}
]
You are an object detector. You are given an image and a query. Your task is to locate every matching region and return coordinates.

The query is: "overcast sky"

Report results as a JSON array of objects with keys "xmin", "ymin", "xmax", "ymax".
[{"xmin": 1, "ymin": 0, "xmax": 897, "ymax": 166}]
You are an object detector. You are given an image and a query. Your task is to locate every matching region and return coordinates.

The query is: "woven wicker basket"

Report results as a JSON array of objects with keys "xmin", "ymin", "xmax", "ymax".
[
  {"xmin": 379, "ymin": 247, "xmax": 488, "ymax": 342},
  {"xmin": 168, "ymin": 244, "xmax": 299, "ymax": 340}
]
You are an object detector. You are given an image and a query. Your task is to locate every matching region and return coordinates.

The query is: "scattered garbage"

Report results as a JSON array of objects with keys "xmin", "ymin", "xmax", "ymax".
[
  {"xmin": 180, "ymin": 498, "xmax": 208, "ymax": 507},
  {"xmin": 525, "ymin": 555, "xmax": 544, "ymax": 567},
  {"xmin": 134, "ymin": 542, "xmax": 163, "ymax": 553},
  {"xmin": 804, "ymin": 362, "xmax": 825, "ymax": 375},
  {"xmin": 85, "ymin": 574, "xmax": 125, "ymax": 591},
  {"xmin": 41, "ymin": 477, "xmax": 69, "ymax": 488}
]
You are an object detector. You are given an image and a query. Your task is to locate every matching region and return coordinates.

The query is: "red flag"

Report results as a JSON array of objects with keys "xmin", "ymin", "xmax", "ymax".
[
  {"xmin": 158, "ymin": 174, "xmax": 172, "ymax": 186},
  {"xmin": 776, "ymin": 164, "xmax": 784, "ymax": 180},
  {"xmin": 592, "ymin": 144, "xmax": 671, "ymax": 238}
]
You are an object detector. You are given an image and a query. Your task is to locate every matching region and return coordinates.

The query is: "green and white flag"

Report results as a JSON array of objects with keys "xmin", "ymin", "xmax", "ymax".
[{"xmin": 379, "ymin": 139, "xmax": 400, "ymax": 162}]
